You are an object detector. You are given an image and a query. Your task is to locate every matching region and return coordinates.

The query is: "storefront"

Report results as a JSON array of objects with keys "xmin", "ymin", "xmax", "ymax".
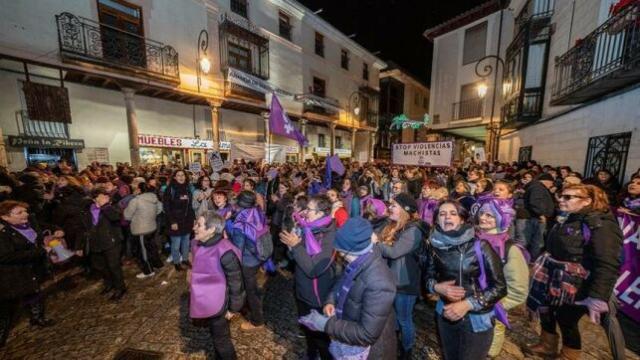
[
  {"xmin": 313, "ymin": 147, "xmax": 352, "ymax": 160},
  {"xmin": 137, "ymin": 134, "xmax": 222, "ymax": 166},
  {"xmin": 8, "ymin": 135, "xmax": 84, "ymax": 168}
]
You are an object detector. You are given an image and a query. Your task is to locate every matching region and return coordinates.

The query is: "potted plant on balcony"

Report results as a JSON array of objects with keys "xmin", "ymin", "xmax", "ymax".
[{"xmin": 607, "ymin": 0, "xmax": 639, "ymax": 35}]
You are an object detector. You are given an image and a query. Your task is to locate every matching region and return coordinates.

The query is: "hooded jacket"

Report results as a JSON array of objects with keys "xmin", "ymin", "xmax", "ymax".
[{"xmin": 124, "ymin": 192, "xmax": 163, "ymax": 236}]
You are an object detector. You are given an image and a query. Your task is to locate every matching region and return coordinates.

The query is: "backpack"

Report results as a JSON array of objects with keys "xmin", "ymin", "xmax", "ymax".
[{"xmin": 251, "ymin": 224, "xmax": 274, "ymax": 262}]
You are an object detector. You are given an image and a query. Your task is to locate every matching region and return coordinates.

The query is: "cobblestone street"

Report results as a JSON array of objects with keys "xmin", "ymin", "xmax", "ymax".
[{"xmin": 1, "ymin": 263, "xmax": 638, "ymax": 360}]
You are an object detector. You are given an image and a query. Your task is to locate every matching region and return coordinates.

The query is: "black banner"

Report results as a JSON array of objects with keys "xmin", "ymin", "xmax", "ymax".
[{"xmin": 8, "ymin": 136, "xmax": 84, "ymax": 149}]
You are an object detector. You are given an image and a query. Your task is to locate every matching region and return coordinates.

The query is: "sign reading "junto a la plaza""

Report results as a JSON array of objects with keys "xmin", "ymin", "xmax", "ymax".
[{"xmin": 392, "ymin": 141, "xmax": 453, "ymax": 167}]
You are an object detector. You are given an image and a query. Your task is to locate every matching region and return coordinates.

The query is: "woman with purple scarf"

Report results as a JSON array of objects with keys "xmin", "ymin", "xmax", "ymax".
[
  {"xmin": 280, "ymin": 195, "xmax": 337, "ymax": 360},
  {"xmin": 0, "ymin": 200, "xmax": 58, "ymax": 347},
  {"xmin": 418, "ymin": 180, "xmax": 448, "ymax": 227},
  {"xmin": 230, "ymin": 191, "xmax": 266, "ymax": 331},
  {"xmin": 475, "ymin": 200, "xmax": 529, "ymax": 357},
  {"xmin": 614, "ymin": 174, "xmax": 640, "ymax": 355}
]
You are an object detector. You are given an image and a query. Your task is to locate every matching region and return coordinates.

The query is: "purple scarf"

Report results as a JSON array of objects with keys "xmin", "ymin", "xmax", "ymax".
[
  {"xmin": 335, "ymin": 251, "xmax": 373, "ymax": 319},
  {"xmin": 216, "ymin": 204, "xmax": 232, "ymax": 219},
  {"xmin": 418, "ymin": 198, "xmax": 439, "ymax": 226},
  {"xmin": 358, "ymin": 195, "xmax": 373, "ymax": 216},
  {"xmin": 476, "ymin": 231, "xmax": 510, "ymax": 260},
  {"xmin": 340, "ymin": 190, "xmax": 353, "ymax": 215},
  {"xmin": 614, "ymin": 203, "xmax": 640, "ymax": 322},
  {"xmin": 11, "ymin": 223, "xmax": 37, "ymax": 244},
  {"xmin": 90, "ymin": 203, "xmax": 101, "ymax": 226},
  {"xmin": 292, "ymin": 213, "xmax": 333, "ymax": 256},
  {"xmin": 232, "ymin": 208, "xmax": 265, "ymax": 243}
]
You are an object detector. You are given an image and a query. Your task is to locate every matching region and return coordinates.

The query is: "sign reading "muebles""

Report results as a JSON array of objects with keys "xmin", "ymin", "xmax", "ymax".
[{"xmin": 392, "ymin": 141, "xmax": 453, "ymax": 167}]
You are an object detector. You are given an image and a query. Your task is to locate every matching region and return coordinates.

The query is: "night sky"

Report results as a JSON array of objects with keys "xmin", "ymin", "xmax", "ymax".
[{"xmin": 297, "ymin": 0, "xmax": 488, "ymax": 85}]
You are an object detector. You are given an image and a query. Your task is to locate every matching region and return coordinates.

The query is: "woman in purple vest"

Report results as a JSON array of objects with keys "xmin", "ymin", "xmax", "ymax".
[{"xmin": 189, "ymin": 211, "xmax": 244, "ymax": 360}]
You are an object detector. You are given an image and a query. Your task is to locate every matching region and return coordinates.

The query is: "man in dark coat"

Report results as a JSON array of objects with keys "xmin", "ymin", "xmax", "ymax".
[
  {"xmin": 0, "ymin": 200, "xmax": 57, "ymax": 347},
  {"xmin": 516, "ymin": 173, "xmax": 555, "ymax": 260}
]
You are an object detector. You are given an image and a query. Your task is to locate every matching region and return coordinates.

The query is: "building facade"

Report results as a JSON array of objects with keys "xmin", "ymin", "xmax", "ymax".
[
  {"xmin": 0, "ymin": 0, "xmax": 385, "ymax": 171},
  {"xmin": 377, "ymin": 63, "xmax": 430, "ymax": 159}
]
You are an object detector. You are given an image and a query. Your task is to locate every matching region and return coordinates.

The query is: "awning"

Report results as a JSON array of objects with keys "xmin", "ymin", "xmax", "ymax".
[{"xmin": 440, "ymin": 125, "xmax": 487, "ymax": 142}]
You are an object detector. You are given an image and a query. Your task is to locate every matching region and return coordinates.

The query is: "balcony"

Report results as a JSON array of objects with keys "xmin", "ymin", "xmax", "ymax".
[
  {"xmin": 502, "ymin": 88, "xmax": 543, "ymax": 128},
  {"xmin": 219, "ymin": 12, "xmax": 269, "ymax": 80},
  {"xmin": 55, "ymin": 12, "xmax": 179, "ymax": 84},
  {"xmin": 551, "ymin": 3, "xmax": 640, "ymax": 105},
  {"xmin": 451, "ymin": 98, "xmax": 483, "ymax": 120},
  {"xmin": 515, "ymin": 0, "xmax": 555, "ymax": 28}
]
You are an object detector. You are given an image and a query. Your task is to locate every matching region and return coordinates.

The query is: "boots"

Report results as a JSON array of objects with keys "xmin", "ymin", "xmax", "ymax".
[
  {"xmin": 556, "ymin": 347, "xmax": 581, "ymax": 360},
  {"xmin": 530, "ymin": 330, "xmax": 559, "ymax": 357},
  {"xmin": 29, "ymin": 301, "xmax": 54, "ymax": 327}
]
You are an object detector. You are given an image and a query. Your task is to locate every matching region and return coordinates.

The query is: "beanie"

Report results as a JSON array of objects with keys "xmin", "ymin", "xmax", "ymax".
[
  {"xmin": 393, "ymin": 193, "xmax": 418, "ymax": 214},
  {"xmin": 334, "ymin": 217, "xmax": 373, "ymax": 254}
]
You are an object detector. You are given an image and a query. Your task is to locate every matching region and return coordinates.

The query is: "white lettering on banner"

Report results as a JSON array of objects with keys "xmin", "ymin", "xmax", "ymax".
[
  {"xmin": 392, "ymin": 141, "xmax": 454, "ymax": 167},
  {"xmin": 226, "ymin": 68, "xmax": 294, "ymax": 99},
  {"xmin": 137, "ymin": 134, "xmax": 224, "ymax": 149}
]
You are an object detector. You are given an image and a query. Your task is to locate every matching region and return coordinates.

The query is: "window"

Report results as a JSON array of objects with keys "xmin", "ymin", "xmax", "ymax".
[
  {"xmin": 362, "ymin": 63, "xmax": 369, "ymax": 81},
  {"xmin": 341, "ymin": 49, "xmax": 349, "ymax": 70},
  {"xmin": 584, "ymin": 132, "xmax": 632, "ymax": 184},
  {"xmin": 518, "ymin": 146, "xmax": 532, "ymax": 163},
  {"xmin": 463, "ymin": 22, "xmax": 487, "ymax": 64},
  {"xmin": 335, "ymin": 136, "xmax": 342, "ymax": 149},
  {"xmin": 228, "ymin": 43, "xmax": 251, "ymax": 72},
  {"xmin": 278, "ymin": 11, "xmax": 292, "ymax": 41},
  {"xmin": 315, "ymin": 32, "xmax": 324, "ymax": 57},
  {"xmin": 318, "ymin": 134, "xmax": 326, "ymax": 148},
  {"xmin": 231, "ymin": 0, "xmax": 248, "ymax": 18},
  {"xmin": 97, "ymin": 0, "xmax": 144, "ymax": 67},
  {"xmin": 312, "ymin": 77, "xmax": 326, "ymax": 97}
]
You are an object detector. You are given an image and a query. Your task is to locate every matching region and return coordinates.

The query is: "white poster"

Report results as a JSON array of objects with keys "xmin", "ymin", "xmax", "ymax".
[
  {"xmin": 474, "ymin": 147, "xmax": 486, "ymax": 163},
  {"xmin": 208, "ymin": 151, "xmax": 224, "ymax": 172},
  {"xmin": 265, "ymin": 144, "xmax": 286, "ymax": 163},
  {"xmin": 230, "ymin": 143, "xmax": 265, "ymax": 162},
  {"xmin": 392, "ymin": 141, "xmax": 453, "ymax": 167}
]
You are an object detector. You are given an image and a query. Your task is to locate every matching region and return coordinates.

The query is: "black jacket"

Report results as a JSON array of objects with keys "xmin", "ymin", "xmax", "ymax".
[
  {"xmin": 0, "ymin": 219, "xmax": 48, "ymax": 299},
  {"xmin": 52, "ymin": 187, "xmax": 90, "ymax": 250},
  {"xmin": 545, "ymin": 210, "xmax": 622, "ymax": 301},
  {"xmin": 426, "ymin": 226, "xmax": 507, "ymax": 313},
  {"xmin": 407, "ymin": 178, "xmax": 422, "ymax": 200},
  {"xmin": 378, "ymin": 220, "xmax": 429, "ymax": 295},
  {"xmin": 198, "ymin": 234, "xmax": 245, "ymax": 316},
  {"xmin": 267, "ymin": 193, "xmax": 293, "ymax": 229},
  {"xmin": 82, "ymin": 204, "xmax": 123, "ymax": 253},
  {"xmin": 163, "ymin": 183, "xmax": 195, "ymax": 236},
  {"xmin": 325, "ymin": 246, "xmax": 397, "ymax": 360},
  {"xmin": 522, "ymin": 180, "xmax": 555, "ymax": 219},
  {"xmin": 289, "ymin": 221, "xmax": 337, "ymax": 308}
]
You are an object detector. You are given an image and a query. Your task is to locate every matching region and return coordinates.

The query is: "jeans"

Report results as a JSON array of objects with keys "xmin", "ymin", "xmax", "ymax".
[
  {"xmin": 241, "ymin": 265, "xmax": 264, "ymax": 326},
  {"xmin": 296, "ymin": 299, "xmax": 332, "ymax": 360},
  {"xmin": 170, "ymin": 234, "xmax": 190, "ymax": 265},
  {"xmin": 209, "ymin": 314, "xmax": 236, "ymax": 359},
  {"xmin": 436, "ymin": 314, "xmax": 494, "ymax": 360},
  {"xmin": 515, "ymin": 218, "xmax": 546, "ymax": 261},
  {"xmin": 394, "ymin": 293, "xmax": 417, "ymax": 351}
]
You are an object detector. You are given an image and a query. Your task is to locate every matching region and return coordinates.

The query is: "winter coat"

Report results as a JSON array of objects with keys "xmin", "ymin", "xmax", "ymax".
[
  {"xmin": 544, "ymin": 209, "xmax": 623, "ymax": 301},
  {"xmin": 163, "ymin": 183, "xmax": 195, "ymax": 237},
  {"xmin": 82, "ymin": 204, "xmax": 123, "ymax": 253},
  {"xmin": 52, "ymin": 187, "xmax": 90, "ymax": 250},
  {"xmin": 522, "ymin": 180, "xmax": 555, "ymax": 219},
  {"xmin": 425, "ymin": 226, "xmax": 507, "ymax": 314},
  {"xmin": 324, "ymin": 246, "xmax": 397, "ymax": 360},
  {"xmin": 267, "ymin": 193, "xmax": 293, "ymax": 229},
  {"xmin": 289, "ymin": 222, "xmax": 337, "ymax": 308},
  {"xmin": 0, "ymin": 219, "xmax": 49, "ymax": 299},
  {"xmin": 124, "ymin": 192, "xmax": 163, "ymax": 236},
  {"xmin": 407, "ymin": 178, "xmax": 423, "ymax": 199},
  {"xmin": 378, "ymin": 220, "xmax": 429, "ymax": 295}
]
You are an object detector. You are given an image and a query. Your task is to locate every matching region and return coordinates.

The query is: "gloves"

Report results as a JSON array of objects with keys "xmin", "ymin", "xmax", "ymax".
[
  {"xmin": 298, "ymin": 309, "xmax": 329, "ymax": 332},
  {"xmin": 575, "ymin": 297, "xmax": 609, "ymax": 324}
]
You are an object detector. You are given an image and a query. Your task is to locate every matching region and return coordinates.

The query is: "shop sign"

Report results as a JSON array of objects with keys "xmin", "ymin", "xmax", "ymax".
[
  {"xmin": 392, "ymin": 141, "xmax": 453, "ymax": 167},
  {"xmin": 314, "ymin": 147, "xmax": 352, "ymax": 156},
  {"xmin": 8, "ymin": 135, "xmax": 84, "ymax": 149},
  {"xmin": 137, "ymin": 134, "xmax": 214, "ymax": 149},
  {"xmin": 220, "ymin": 141, "xmax": 231, "ymax": 151}
]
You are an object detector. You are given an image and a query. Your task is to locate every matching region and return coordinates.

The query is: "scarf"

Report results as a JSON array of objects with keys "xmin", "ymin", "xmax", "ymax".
[
  {"xmin": 11, "ymin": 223, "xmax": 37, "ymax": 244},
  {"xmin": 90, "ymin": 203, "xmax": 101, "ymax": 226},
  {"xmin": 430, "ymin": 224, "xmax": 475, "ymax": 249},
  {"xmin": 418, "ymin": 198, "xmax": 439, "ymax": 225},
  {"xmin": 293, "ymin": 213, "xmax": 333, "ymax": 256},
  {"xmin": 340, "ymin": 190, "xmax": 353, "ymax": 215},
  {"xmin": 216, "ymin": 204, "xmax": 232, "ymax": 219},
  {"xmin": 335, "ymin": 251, "xmax": 373, "ymax": 319},
  {"xmin": 623, "ymin": 196, "xmax": 640, "ymax": 213},
  {"xmin": 232, "ymin": 208, "xmax": 265, "ymax": 243},
  {"xmin": 476, "ymin": 231, "xmax": 510, "ymax": 259},
  {"xmin": 358, "ymin": 195, "xmax": 373, "ymax": 216}
]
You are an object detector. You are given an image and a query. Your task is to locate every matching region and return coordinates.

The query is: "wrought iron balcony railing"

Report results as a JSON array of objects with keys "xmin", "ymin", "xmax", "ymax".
[
  {"xmin": 55, "ymin": 12, "xmax": 179, "ymax": 83},
  {"xmin": 551, "ymin": 2, "xmax": 640, "ymax": 105},
  {"xmin": 451, "ymin": 98, "xmax": 483, "ymax": 120},
  {"xmin": 502, "ymin": 88, "xmax": 543, "ymax": 128},
  {"xmin": 219, "ymin": 12, "xmax": 269, "ymax": 80},
  {"xmin": 515, "ymin": 0, "xmax": 555, "ymax": 28}
]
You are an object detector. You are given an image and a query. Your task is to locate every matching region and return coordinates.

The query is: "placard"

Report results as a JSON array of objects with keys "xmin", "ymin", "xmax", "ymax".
[
  {"xmin": 84, "ymin": 147, "xmax": 110, "ymax": 164},
  {"xmin": 392, "ymin": 141, "xmax": 453, "ymax": 167},
  {"xmin": 208, "ymin": 151, "xmax": 224, "ymax": 172}
]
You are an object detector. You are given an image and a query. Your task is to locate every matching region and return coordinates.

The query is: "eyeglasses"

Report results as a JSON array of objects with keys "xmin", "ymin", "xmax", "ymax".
[{"xmin": 557, "ymin": 194, "xmax": 587, "ymax": 201}]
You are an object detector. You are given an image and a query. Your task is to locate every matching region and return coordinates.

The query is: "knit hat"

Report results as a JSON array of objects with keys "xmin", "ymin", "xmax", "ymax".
[
  {"xmin": 537, "ymin": 173, "xmax": 554, "ymax": 182},
  {"xmin": 334, "ymin": 217, "xmax": 373, "ymax": 255},
  {"xmin": 393, "ymin": 193, "xmax": 418, "ymax": 214},
  {"xmin": 236, "ymin": 190, "xmax": 256, "ymax": 209}
]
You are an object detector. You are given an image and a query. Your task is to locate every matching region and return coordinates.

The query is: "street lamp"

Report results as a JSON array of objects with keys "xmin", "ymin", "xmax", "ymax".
[
  {"xmin": 474, "ymin": 54, "xmax": 505, "ymax": 162},
  {"xmin": 196, "ymin": 29, "xmax": 210, "ymax": 92},
  {"xmin": 476, "ymin": 82, "xmax": 488, "ymax": 98}
]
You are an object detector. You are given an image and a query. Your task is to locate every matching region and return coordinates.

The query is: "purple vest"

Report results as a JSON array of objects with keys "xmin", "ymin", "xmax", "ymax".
[{"xmin": 189, "ymin": 237, "xmax": 241, "ymax": 319}]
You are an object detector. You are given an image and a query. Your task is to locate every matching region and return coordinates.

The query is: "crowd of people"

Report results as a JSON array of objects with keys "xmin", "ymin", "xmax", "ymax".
[{"xmin": 0, "ymin": 157, "xmax": 639, "ymax": 360}]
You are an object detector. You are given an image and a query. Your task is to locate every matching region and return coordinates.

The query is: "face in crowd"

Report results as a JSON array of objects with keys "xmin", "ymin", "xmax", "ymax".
[{"xmin": 437, "ymin": 202, "xmax": 463, "ymax": 232}]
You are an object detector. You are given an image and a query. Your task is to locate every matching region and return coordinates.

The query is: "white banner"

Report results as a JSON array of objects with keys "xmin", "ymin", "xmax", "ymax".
[
  {"xmin": 230, "ymin": 142, "xmax": 265, "ymax": 162},
  {"xmin": 392, "ymin": 141, "xmax": 453, "ymax": 167},
  {"xmin": 227, "ymin": 68, "xmax": 294, "ymax": 99}
]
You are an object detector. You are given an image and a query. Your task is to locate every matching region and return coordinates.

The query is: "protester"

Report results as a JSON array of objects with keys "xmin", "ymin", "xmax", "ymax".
[
  {"xmin": 528, "ymin": 184, "xmax": 623, "ymax": 359},
  {"xmin": 340, "ymin": 178, "xmax": 359, "ymax": 217},
  {"xmin": 418, "ymin": 180, "xmax": 448, "ymax": 227},
  {"xmin": 267, "ymin": 181, "xmax": 293, "ymax": 268},
  {"xmin": 425, "ymin": 201, "xmax": 507, "ymax": 360},
  {"xmin": 326, "ymin": 189, "xmax": 348, "ymax": 228},
  {"xmin": 515, "ymin": 172, "xmax": 555, "ymax": 260},
  {"xmin": 192, "ymin": 175, "xmax": 215, "ymax": 215},
  {"xmin": 164, "ymin": 170, "xmax": 195, "ymax": 271}
]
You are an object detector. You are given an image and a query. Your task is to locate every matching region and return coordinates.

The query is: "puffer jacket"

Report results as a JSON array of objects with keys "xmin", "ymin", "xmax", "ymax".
[
  {"xmin": 426, "ymin": 225, "xmax": 507, "ymax": 313},
  {"xmin": 378, "ymin": 220, "xmax": 430, "ymax": 295},
  {"xmin": 124, "ymin": 192, "xmax": 163, "ymax": 236},
  {"xmin": 544, "ymin": 209, "xmax": 622, "ymax": 301},
  {"xmin": 324, "ymin": 246, "xmax": 397, "ymax": 360}
]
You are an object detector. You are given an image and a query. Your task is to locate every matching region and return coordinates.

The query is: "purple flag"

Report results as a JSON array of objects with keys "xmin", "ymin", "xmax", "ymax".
[
  {"xmin": 269, "ymin": 93, "xmax": 308, "ymax": 146},
  {"xmin": 327, "ymin": 155, "xmax": 345, "ymax": 176}
]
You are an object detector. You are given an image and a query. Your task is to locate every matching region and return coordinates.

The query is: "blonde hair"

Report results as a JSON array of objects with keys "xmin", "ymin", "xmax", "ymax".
[
  {"xmin": 380, "ymin": 205, "xmax": 418, "ymax": 245},
  {"xmin": 563, "ymin": 184, "xmax": 609, "ymax": 212}
]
